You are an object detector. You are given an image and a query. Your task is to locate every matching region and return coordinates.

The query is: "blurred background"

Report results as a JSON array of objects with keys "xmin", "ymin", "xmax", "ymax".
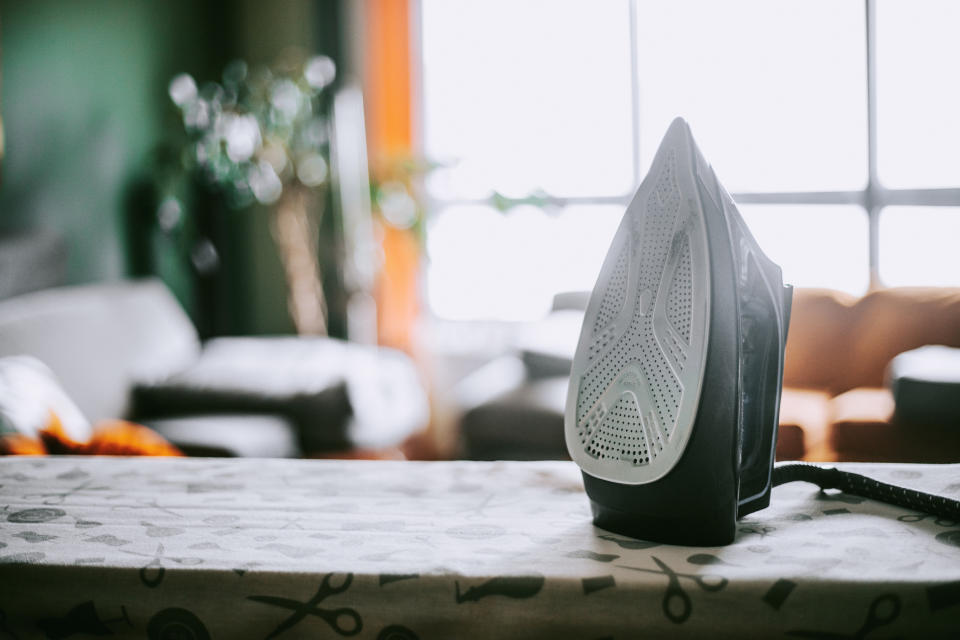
[{"xmin": 2, "ymin": 1, "xmax": 959, "ymax": 463}]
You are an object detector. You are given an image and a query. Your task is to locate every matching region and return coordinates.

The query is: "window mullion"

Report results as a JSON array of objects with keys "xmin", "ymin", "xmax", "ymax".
[
  {"xmin": 866, "ymin": 0, "xmax": 881, "ymax": 288},
  {"xmin": 628, "ymin": 0, "xmax": 643, "ymax": 189},
  {"xmin": 732, "ymin": 191, "xmax": 867, "ymax": 206}
]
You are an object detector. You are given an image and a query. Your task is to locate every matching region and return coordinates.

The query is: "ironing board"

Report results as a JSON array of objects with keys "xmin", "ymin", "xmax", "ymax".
[{"xmin": 1, "ymin": 457, "xmax": 958, "ymax": 638}]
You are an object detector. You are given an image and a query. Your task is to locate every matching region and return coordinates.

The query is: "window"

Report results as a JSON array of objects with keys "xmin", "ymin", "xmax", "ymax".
[
  {"xmin": 879, "ymin": 207, "xmax": 960, "ymax": 287},
  {"xmin": 418, "ymin": 0, "xmax": 960, "ymax": 321},
  {"xmin": 876, "ymin": 0, "xmax": 960, "ymax": 189}
]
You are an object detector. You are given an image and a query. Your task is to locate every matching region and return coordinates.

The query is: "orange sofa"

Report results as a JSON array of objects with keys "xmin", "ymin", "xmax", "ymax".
[{"xmin": 776, "ymin": 287, "xmax": 960, "ymax": 462}]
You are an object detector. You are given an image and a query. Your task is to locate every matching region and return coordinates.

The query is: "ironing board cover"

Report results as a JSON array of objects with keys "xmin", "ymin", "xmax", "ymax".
[{"xmin": 1, "ymin": 457, "xmax": 958, "ymax": 638}]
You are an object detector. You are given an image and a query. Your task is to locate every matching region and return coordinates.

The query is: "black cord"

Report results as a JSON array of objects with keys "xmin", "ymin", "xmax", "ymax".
[{"xmin": 772, "ymin": 463, "xmax": 960, "ymax": 520}]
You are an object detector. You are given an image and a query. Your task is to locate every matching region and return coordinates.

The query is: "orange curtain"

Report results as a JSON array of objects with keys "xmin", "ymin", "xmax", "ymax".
[
  {"xmin": 364, "ymin": 0, "xmax": 420, "ymax": 353},
  {"xmin": 364, "ymin": 0, "xmax": 412, "ymax": 159}
]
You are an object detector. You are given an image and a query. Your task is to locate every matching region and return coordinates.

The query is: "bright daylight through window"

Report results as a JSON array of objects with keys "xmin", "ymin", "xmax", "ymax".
[{"xmin": 419, "ymin": 0, "xmax": 960, "ymax": 321}]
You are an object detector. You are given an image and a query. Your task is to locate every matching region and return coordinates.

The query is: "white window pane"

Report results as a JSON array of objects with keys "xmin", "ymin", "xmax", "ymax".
[
  {"xmin": 876, "ymin": 1, "xmax": 960, "ymax": 188},
  {"xmin": 420, "ymin": 0, "xmax": 634, "ymax": 200},
  {"xmin": 879, "ymin": 207, "xmax": 960, "ymax": 286},
  {"xmin": 636, "ymin": 1, "xmax": 867, "ymax": 192},
  {"xmin": 738, "ymin": 205, "xmax": 869, "ymax": 294},
  {"xmin": 426, "ymin": 205, "xmax": 622, "ymax": 321}
]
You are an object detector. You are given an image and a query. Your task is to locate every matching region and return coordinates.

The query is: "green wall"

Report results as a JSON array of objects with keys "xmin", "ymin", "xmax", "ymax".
[
  {"xmin": 0, "ymin": 0, "xmax": 344, "ymax": 336},
  {"xmin": 0, "ymin": 0, "xmax": 227, "ymax": 283}
]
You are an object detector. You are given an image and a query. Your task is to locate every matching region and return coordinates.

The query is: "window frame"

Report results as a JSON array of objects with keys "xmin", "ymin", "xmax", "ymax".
[{"xmin": 413, "ymin": 0, "xmax": 960, "ymax": 300}]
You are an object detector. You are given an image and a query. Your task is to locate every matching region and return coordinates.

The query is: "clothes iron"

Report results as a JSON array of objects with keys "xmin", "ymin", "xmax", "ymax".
[{"xmin": 564, "ymin": 117, "xmax": 791, "ymax": 546}]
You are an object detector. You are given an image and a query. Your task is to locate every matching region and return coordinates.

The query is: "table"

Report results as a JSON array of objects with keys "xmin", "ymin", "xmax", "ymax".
[{"xmin": 1, "ymin": 457, "xmax": 959, "ymax": 638}]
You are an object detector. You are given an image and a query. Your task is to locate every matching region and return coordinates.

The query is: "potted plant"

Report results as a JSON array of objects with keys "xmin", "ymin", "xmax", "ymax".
[{"xmin": 166, "ymin": 54, "xmax": 338, "ymax": 336}]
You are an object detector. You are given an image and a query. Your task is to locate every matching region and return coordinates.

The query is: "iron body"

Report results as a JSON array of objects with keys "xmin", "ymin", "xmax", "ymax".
[{"xmin": 565, "ymin": 118, "xmax": 792, "ymax": 546}]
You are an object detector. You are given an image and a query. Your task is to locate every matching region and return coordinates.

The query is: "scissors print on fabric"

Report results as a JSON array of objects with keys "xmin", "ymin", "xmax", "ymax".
[
  {"xmin": 738, "ymin": 524, "xmax": 776, "ymax": 538},
  {"xmin": 109, "ymin": 497, "xmax": 183, "ymax": 519},
  {"xmin": 441, "ymin": 493, "xmax": 518, "ymax": 521},
  {"xmin": 787, "ymin": 593, "xmax": 901, "ymax": 639},
  {"xmin": 248, "ymin": 572, "xmax": 362, "ymax": 638},
  {"xmin": 24, "ymin": 480, "xmax": 105, "ymax": 506},
  {"xmin": 618, "ymin": 556, "xmax": 727, "ymax": 624},
  {"xmin": 121, "ymin": 544, "xmax": 203, "ymax": 588},
  {"xmin": 897, "ymin": 513, "xmax": 959, "ymax": 527}
]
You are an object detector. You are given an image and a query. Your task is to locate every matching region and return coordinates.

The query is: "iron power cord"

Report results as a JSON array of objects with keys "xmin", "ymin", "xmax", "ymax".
[{"xmin": 772, "ymin": 462, "xmax": 960, "ymax": 520}]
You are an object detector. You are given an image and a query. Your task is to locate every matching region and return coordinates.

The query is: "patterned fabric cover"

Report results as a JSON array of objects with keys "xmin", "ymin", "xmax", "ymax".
[{"xmin": 1, "ymin": 457, "xmax": 958, "ymax": 638}]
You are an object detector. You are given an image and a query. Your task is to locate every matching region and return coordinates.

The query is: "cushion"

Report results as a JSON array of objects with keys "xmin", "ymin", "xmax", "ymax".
[
  {"xmin": 42, "ymin": 418, "xmax": 182, "ymax": 457},
  {"xmin": 782, "ymin": 288, "xmax": 857, "ymax": 393},
  {"xmin": 515, "ymin": 310, "xmax": 581, "ymax": 379},
  {"xmin": 845, "ymin": 287, "xmax": 960, "ymax": 392},
  {"xmin": 0, "ymin": 433, "xmax": 47, "ymax": 455},
  {"xmin": 776, "ymin": 388, "xmax": 831, "ymax": 460},
  {"xmin": 889, "ymin": 345, "xmax": 960, "ymax": 425},
  {"xmin": 0, "ymin": 356, "xmax": 92, "ymax": 441},
  {"xmin": 1, "ymin": 415, "xmax": 182, "ymax": 457},
  {"xmin": 775, "ymin": 423, "xmax": 805, "ymax": 461},
  {"xmin": 143, "ymin": 414, "xmax": 300, "ymax": 458},
  {"xmin": 461, "ymin": 376, "xmax": 569, "ymax": 460},
  {"xmin": 0, "ymin": 279, "xmax": 200, "ymax": 421},
  {"xmin": 783, "ymin": 287, "xmax": 960, "ymax": 395},
  {"xmin": 134, "ymin": 337, "xmax": 428, "ymax": 451},
  {"xmin": 827, "ymin": 387, "xmax": 960, "ymax": 462},
  {"xmin": 828, "ymin": 387, "xmax": 896, "ymax": 461}
]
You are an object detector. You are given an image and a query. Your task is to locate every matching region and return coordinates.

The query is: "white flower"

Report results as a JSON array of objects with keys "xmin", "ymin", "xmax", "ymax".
[
  {"xmin": 249, "ymin": 161, "xmax": 283, "ymax": 204},
  {"xmin": 169, "ymin": 73, "xmax": 198, "ymax": 107},
  {"xmin": 378, "ymin": 181, "xmax": 418, "ymax": 229},
  {"xmin": 184, "ymin": 99, "xmax": 211, "ymax": 130},
  {"xmin": 305, "ymin": 56, "xmax": 336, "ymax": 89},
  {"xmin": 260, "ymin": 142, "xmax": 289, "ymax": 176},
  {"xmin": 297, "ymin": 153, "xmax": 328, "ymax": 187},
  {"xmin": 225, "ymin": 114, "xmax": 261, "ymax": 163},
  {"xmin": 270, "ymin": 79, "xmax": 302, "ymax": 120}
]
